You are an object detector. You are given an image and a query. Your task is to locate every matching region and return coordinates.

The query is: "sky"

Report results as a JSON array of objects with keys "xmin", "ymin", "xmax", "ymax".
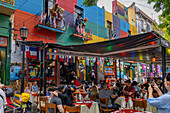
[{"xmin": 117, "ymin": 0, "xmax": 162, "ymax": 23}]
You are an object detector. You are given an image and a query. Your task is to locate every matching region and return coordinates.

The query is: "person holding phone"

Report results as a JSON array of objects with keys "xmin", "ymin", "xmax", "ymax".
[{"xmin": 147, "ymin": 73, "xmax": 170, "ymax": 113}]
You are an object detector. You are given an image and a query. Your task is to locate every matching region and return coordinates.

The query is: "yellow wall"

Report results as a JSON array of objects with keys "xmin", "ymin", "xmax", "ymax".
[
  {"xmin": 84, "ymin": 34, "xmax": 108, "ymax": 44},
  {"xmin": 130, "ymin": 24, "xmax": 137, "ymax": 35},
  {"xmin": 105, "ymin": 11, "xmax": 113, "ymax": 31},
  {"xmin": 128, "ymin": 5, "xmax": 136, "ymax": 26},
  {"xmin": 117, "ymin": 1, "xmax": 124, "ymax": 9}
]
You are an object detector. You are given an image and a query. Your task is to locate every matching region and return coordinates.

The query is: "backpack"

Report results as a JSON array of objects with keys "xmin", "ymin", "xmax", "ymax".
[{"xmin": 5, "ymin": 87, "xmax": 14, "ymax": 97}]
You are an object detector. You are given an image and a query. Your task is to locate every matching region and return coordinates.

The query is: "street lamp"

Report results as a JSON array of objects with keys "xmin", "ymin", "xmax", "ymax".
[{"xmin": 20, "ymin": 24, "xmax": 28, "ymax": 93}]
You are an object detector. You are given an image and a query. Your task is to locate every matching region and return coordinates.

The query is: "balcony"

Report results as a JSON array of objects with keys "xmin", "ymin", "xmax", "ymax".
[
  {"xmin": 70, "ymin": 28, "xmax": 93, "ymax": 40},
  {"xmin": 35, "ymin": 15, "xmax": 66, "ymax": 34},
  {"xmin": 0, "ymin": 0, "xmax": 16, "ymax": 16}
]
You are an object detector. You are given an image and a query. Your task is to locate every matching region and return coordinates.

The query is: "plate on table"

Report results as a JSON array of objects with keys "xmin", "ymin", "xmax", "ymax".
[{"xmin": 76, "ymin": 101, "xmax": 83, "ymax": 104}]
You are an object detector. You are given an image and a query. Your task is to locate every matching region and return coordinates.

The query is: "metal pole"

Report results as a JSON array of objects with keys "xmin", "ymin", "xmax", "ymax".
[
  {"xmin": 119, "ymin": 59, "xmax": 121, "ymax": 84},
  {"xmin": 21, "ymin": 40, "xmax": 25, "ymax": 93},
  {"xmin": 40, "ymin": 47, "xmax": 43, "ymax": 93},
  {"xmin": 43, "ymin": 48, "xmax": 47, "ymax": 96},
  {"xmin": 115, "ymin": 60, "xmax": 117, "ymax": 79},
  {"xmin": 162, "ymin": 46, "xmax": 167, "ymax": 93}
]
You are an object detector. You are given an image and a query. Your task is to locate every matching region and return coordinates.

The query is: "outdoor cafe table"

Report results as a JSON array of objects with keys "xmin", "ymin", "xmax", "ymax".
[
  {"xmin": 112, "ymin": 109, "xmax": 152, "ymax": 113},
  {"xmin": 73, "ymin": 101, "xmax": 99, "ymax": 113}
]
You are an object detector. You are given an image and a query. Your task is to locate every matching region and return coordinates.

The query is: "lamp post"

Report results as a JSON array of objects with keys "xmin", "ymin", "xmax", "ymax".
[{"xmin": 20, "ymin": 24, "xmax": 28, "ymax": 93}]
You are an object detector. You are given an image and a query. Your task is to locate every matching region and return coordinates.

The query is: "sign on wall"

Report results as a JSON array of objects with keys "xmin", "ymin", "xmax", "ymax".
[{"xmin": 0, "ymin": 36, "xmax": 7, "ymax": 47}]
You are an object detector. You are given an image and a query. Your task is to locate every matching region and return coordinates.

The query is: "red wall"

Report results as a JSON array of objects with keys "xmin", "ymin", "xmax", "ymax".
[
  {"xmin": 14, "ymin": 9, "xmax": 56, "ymax": 43},
  {"xmin": 58, "ymin": 0, "xmax": 77, "ymax": 14},
  {"xmin": 120, "ymin": 30, "xmax": 128, "ymax": 38}
]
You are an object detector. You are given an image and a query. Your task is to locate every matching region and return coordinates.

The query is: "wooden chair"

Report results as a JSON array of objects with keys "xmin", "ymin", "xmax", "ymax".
[
  {"xmin": 64, "ymin": 105, "xmax": 81, "ymax": 113},
  {"xmin": 133, "ymin": 100, "xmax": 147, "ymax": 111},
  {"xmin": 46, "ymin": 103, "xmax": 57, "ymax": 113},
  {"xmin": 39, "ymin": 96, "xmax": 47, "ymax": 113},
  {"xmin": 99, "ymin": 97, "xmax": 115, "ymax": 113},
  {"xmin": 73, "ymin": 93, "xmax": 80, "ymax": 100},
  {"xmin": 89, "ymin": 95, "xmax": 97, "ymax": 101}
]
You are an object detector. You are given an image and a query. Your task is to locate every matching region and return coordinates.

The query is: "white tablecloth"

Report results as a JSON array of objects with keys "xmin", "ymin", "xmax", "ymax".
[{"xmin": 75, "ymin": 102, "xmax": 99, "ymax": 113}]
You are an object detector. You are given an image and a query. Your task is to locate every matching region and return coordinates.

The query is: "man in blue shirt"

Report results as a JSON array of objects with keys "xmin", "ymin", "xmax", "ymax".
[
  {"xmin": 32, "ymin": 81, "xmax": 38, "ymax": 93},
  {"xmin": 147, "ymin": 74, "xmax": 170, "ymax": 113}
]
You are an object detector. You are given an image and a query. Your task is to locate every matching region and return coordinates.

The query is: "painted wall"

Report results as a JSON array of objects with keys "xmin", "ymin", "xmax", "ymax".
[
  {"xmin": 0, "ymin": 14, "xmax": 9, "ymax": 37},
  {"xmin": 15, "ymin": 0, "xmax": 43, "ymax": 15},
  {"xmin": 120, "ymin": 30, "xmax": 128, "ymax": 38},
  {"xmin": 128, "ymin": 5, "xmax": 136, "ymax": 26},
  {"xmin": 56, "ymin": 27, "xmax": 84, "ymax": 45},
  {"xmin": 77, "ymin": 0, "xmax": 106, "ymax": 32},
  {"xmin": 120, "ymin": 19, "xmax": 130, "ymax": 33},
  {"xmin": 130, "ymin": 24, "xmax": 137, "ymax": 35},
  {"xmin": 113, "ymin": 15, "xmax": 121, "ymax": 39},
  {"xmin": 58, "ymin": 0, "xmax": 77, "ymax": 14},
  {"xmin": 84, "ymin": 35, "xmax": 107, "ymax": 44},
  {"xmin": 14, "ymin": 9, "xmax": 56, "ymax": 43},
  {"xmin": 105, "ymin": 11, "xmax": 113, "ymax": 31}
]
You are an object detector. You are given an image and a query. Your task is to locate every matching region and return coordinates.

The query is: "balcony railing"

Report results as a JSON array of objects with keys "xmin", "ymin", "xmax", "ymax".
[{"xmin": 0, "ymin": 0, "xmax": 15, "ymax": 5}]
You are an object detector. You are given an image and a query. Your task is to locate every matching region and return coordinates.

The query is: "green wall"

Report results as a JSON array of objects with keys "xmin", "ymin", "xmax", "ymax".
[
  {"xmin": 0, "ymin": 14, "xmax": 9, "ymax": 37},
  {"xmin": 56, "ymin": 27, "xmax": 84, "ymax": 45},
  {"xmin": 86, "ymin": 21, "xmax": 107, "ymax": 39},
  {"xmin": 0, "ymin": 14, "xmax": 10, "ymax": 85}
]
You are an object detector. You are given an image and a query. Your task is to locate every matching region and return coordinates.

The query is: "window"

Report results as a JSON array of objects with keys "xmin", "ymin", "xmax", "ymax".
[
  {"xmin": 107, "ymin": 21, "xmax": 112, "ymax": 40},
  {"xmin": 141, "ymin": 20, "xmax": 143, "ymax": 30},
  {"xmin": 146, "ymin": 23, "xmax": 150, "ymax": 32}
]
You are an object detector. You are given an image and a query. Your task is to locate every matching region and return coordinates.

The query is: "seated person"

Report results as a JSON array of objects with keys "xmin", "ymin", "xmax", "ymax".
[
  {"xmin": 49, "ymin": 87, "xmax": 64, "ymax": 113},
  {"xmin": 122, "ymin": 80, "xmax": 135, "ymax": 99},
  {"xmin": 83, "ymin": 81, "xmax": 89, "ymax": 91},
  {"xmin": 53, "ymin": 85, "xmax": 67, "ymax": 105},
  {"xmin": 113, "ymin": 83, "xmax": 121, "ymax": 97},
  {"xmin": 99, "ymin": 82, "xmax": 120, "ymax": 110},
  {"xmin": 89, "ymin": 86, "xmax": 99, "ymax": 102},
  {"xmin": 32, "ymin": 81, "xmax": 38, "ymax": 93},
  {"xmin": 64, "ymin": 86, "xmax": 73, "ymax": 106},
  {"xmin": 24, "ymin": 83, "xmax": 33, "ymax": 94}
]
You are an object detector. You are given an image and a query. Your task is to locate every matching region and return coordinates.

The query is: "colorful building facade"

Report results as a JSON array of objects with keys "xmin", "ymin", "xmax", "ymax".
[{"xmin": 8, "ymin": 0, "xmax": 161, "ymax": 85}]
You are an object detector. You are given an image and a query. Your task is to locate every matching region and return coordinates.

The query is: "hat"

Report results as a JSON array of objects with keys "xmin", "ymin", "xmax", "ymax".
[{"xmin": 125, "ymin": 79, "xmax": 131, "ymax": 83}]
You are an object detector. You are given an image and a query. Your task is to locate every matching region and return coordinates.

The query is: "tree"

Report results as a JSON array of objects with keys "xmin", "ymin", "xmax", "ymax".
[
  {"xmin": 148, "ymin": 0, "xmax": 170, "ymax": 41},
  {"xmin": 83, "ymin": 0, "xmax": 98, "ymax": 7}
]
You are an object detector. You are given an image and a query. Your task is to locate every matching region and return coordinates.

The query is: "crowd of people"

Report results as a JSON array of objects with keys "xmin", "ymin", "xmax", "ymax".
[{"xmin": 0, "ymin": 73, "xmax": 170, "ymax": 113}]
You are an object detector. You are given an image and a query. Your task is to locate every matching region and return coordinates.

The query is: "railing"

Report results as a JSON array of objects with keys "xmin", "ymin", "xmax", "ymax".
[{"xmin": 0, "ymin": 0, "xmax": 15, "ymax": 5}]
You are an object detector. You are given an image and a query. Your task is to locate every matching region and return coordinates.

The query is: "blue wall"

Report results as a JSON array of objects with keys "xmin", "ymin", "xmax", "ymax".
[
  {"xmin": 77, "ymin": 0, "xmax": 105, "ymax": 27},
  {"xmin": 120, "ymin": 19, "xmax": 130, "ymax": 33},
  {"xmin": 15, "ymin": 0, "xmax": 43, "ymax": 15}
]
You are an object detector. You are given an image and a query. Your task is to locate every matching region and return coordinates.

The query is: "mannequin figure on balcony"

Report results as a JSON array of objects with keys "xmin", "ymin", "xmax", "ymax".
[
  {"xmin": 81, "ymin": 18, "xmax": 88, "ymax": 36},
  {"xmin": 75, "ymin": 13, "xmax": 83, "ymax": 34},
  {"xmin": 47, "ymin": 2, "xmax": 60, "ymax": 27},
  {"xmin": 56, "ymin": 8, "xmax": 65, "ymax": 30}
]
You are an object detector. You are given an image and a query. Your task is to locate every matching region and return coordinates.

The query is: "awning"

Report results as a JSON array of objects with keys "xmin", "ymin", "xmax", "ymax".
[{"xmin": 46, "ymin": 31, "xmax": 170, "ymax": 65}]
